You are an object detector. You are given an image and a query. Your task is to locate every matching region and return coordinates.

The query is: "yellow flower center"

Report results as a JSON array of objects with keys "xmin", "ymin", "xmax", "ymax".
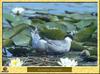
[{"xmin": 11, "ymin": 60, "xmax": 18, "ymax": 65}]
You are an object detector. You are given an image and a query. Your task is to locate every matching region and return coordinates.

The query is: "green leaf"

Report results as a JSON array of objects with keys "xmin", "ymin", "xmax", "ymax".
[
  {"xmin": 48, "ymin": 15, "xmax": 59, "ymax": 22},
  {"xmin": 32, "ymin": 19, "xmax": 46, "ymax": 24},
  {"xmin": 74, "ymin": 22, "xmax": 97, "ymax": 42},
  {"xmin": 3, "ymin": 13, "xmax": 15, "ymax": 22},
  {"xmin": 75, "ymin": 20, "xmax": 94, "ymax": 30},
  {"xmin": 10, "ymin": 24, "xmax": 29, "ymax": 39},
  {"xmin": 63, "ymin": 17, "xmax": 78, "ymax": 23},
  {"xmin": 71, "ymin": 40, "xmax": 84, "ymax": 51},
  {"xmin": 59, "ymin": 21, "xmax": 76, "ymax": 32},
  {"xmin": 3, "ymin": 28, "xmax": 14, "ymax": 39},
  {"xmin": 40, "ymin": 28, "xmax": 66, "ymax": 40},
  {"xmin": 12, "ymin": 29, "xmax": 31, "ymax": 46},
  {"xmin": 3, "ymin": 13, "xmax": 32, "ymax": 27},
  {"xmin": 3, "ymin": 24, "xmax": 29, "ymax": 39},
  {"xmin": 11, "ymin": 16, "xmax": 32, "ymax": 27},
  {"xmin": 44, "ymin": 22, "xmax": 68, "ymax": 33},
  {"xmin": 64, "ymin": 13, "xmax": 97, "ymax": 20},
  {"xmin": 3, "ymin": 39, "xmax": 14, "ymax": 47}
]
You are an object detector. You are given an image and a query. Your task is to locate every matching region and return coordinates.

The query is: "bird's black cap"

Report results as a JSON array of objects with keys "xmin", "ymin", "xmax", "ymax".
[
  {"xmin": 65, "ymin": 31, "xmax": 78, "ymax": 39},
  {"xmin": 65, "ymin": 34, "xmax": 73, "ymax": 40},
  {"xmin": 65, "ymin": 31, "xmax": 76, "ymax": 40}
]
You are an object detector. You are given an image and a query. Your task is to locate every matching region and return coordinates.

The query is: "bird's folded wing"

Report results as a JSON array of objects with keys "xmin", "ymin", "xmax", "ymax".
[
  {"xmin": 47, "ymin": 43, "xmax": 67, "ymax": 52},
  {"xmin": 47, "ymin": 40, "xmax": 65, "ymax": 46}
]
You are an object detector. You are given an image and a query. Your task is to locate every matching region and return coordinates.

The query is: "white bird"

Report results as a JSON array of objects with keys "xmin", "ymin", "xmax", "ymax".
[
  {"xmin": 45, "ymin": 36, "xmax": 72, "ymax": 54},
  {"xmin": 31, "ymin": 27, "xmax": 74, "ymax": 54},
  {"xmin": 31, "ymin": 27, "xmax": 47, "ymax": 52}
]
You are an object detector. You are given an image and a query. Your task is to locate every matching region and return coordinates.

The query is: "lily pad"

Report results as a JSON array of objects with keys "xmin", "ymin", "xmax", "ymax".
[
  {"xmin": 74, "ymin": 22, "xmax": 97, "ymax": 42},
  {"xmin": 3, "ymin": 24, "xmax": 30, "ymax": 40},
  {"xmin": 75, "ymin": 20, "xmax": 94, "ymax": 30},
  {"xmin": 3, "ymin": 39, "xmax": 14, "ymax": 47},
  {"xmin": 3, "ymin": 28, "xmax": 14, "ymax": 39},
  {"xmin": 40, "ymin": 28, "xmax": 66, "ymax": 40},
  {"xmin": 10, "ymin": 24, "xmax": 30, "ymax": 39},
  {"xmin": 63, "ymin": 17, "xmax": 78, "ymax": 23},
  {"xmin": 64, "ymin": 13, "xmax": 97, "ymax": 20},
  {"xmin": 32, "ymin": 19, "xmax": 46, "ymax": 24},
  {"xmin": 44, "ymin": 22, "xmax": 68, "ymax": 33},
  {"xmin": 48, "ymin": 15, "xmax": 59, "ymax": 22},
  {"xmin": 11, "ymin": 16, "xmax": 32, "ymax": 27},
  {"xmin": 3, "ymin": 13, "xmax": 15, "ymax": 22},
  {"xmin": 12, "ymin": 29, "xmax": 31, "ymax": 46},
  {"xmin": 59, "ymin": 21, "xmax": 76, "ymax": 32},
  {"xmin": 71, "ymin": 41, "xmax": 84, "ymax": 51}
]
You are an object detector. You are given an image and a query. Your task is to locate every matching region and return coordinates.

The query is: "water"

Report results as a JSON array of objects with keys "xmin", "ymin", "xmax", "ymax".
[{"xmin": 3, "ymin": 3, "xmax": 97, "ymax": 14}]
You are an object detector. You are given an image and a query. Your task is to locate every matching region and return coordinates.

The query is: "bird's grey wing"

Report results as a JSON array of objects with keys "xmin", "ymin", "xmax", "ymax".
[
  {"xmin": 46, "ymin": 40, "xmax": 65, "ymax": 46},
  {"xmin": 47, "ymin": 43, "xmax": 67, "ymax": 53}
]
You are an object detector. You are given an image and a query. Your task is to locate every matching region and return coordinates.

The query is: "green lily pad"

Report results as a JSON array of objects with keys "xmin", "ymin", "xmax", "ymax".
[
  {"xmin": 71, "ymin": 40, "xmax": 84, "ymax": 51},
  {"xmin": 59, "ymin": 21, "xmax": 76, "ymax": 32},
  {"xmin": 48, "ymin": 15, "xmax": 59, "ymax": 22},
  {"xmin": 3, "ymin": 13, "xmax": 32, "ymax": 27},
  {"xmin": 3, "ymin": 13, "xmax": 15, "ymax": 22},
  {"xmin": 12, "ymin": 29, "xmax": 31, "ymax": 46},
  {"xmin": 40, "ymin": 28, "xmax": 66, "ymax": 40},
  {"xmin": 75, "ymin": 20, "xmax": 94, "ymax": 30},
  {"xmin": 32, "ymin": 19, "xmax": 46, "ymax": 24},
  {"xmin": 3, "ymin": 24, "xmax": 30, "ymax": 40},
  {"xmin": 11, "ymin": 16, "xmax": 32, "ymax": 27},
  {"xmin": 44, "ymin": 22, "xmax": 68, "ymax": 33},
  {"xmin": 64, "ymin": 13, "xmax": 97, "ymax": 20},
  {"xmin": 87, "ymin": 46, "xmax": 97, "ymax": 56},
  {"xmin": 63, "ymin": 17, "xmax": 78, "ymax": 23},
  {"xmin": 3, "ymin": 28, "xmax": 14, "ymax": 39},
  {"xmin": 3, "ymin": 39, "xmax": 14, "ymax": 47},
  {"xmin": 10, "ymin": 24, "xmax": 30, "ymax": 39},
  {"xmin": 74, "ymin": 22, "xmax": 97, "ymax": 42}
]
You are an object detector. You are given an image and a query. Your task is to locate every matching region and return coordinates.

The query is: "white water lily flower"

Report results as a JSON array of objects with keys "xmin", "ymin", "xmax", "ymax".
[
  {"xmin": 58, "ymin": 58, "xmax": 78, "ymax": 67},
  {"xmin": 9, "ymin": 58, "xmax": 23, "ymax": 66},
  {"xmin": 12, "ymin": 7, "xmax": 25, "ymax": 15}
]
